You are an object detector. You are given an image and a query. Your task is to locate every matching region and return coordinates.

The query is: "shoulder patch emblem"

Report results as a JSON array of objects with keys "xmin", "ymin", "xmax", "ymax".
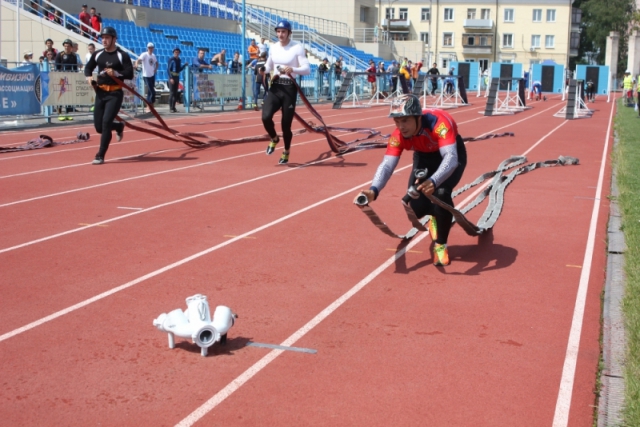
[
  {"xmin": 435, "ymin": 122, "xmax": 449, "ymax": 139},
  {"xmin": 389, "ymin": 136, "xmax": 401, "ymax": 147}
]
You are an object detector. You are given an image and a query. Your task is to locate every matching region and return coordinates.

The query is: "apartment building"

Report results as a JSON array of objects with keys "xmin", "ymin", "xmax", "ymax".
[{"xmin": 382, "ymin": 0, "xmax": 580, "ymax": 70}]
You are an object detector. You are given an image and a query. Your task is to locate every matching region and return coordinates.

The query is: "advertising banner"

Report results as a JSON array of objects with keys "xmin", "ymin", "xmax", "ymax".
[
  {"xmin": 194, "ymin": 74, "xmax": 253, "ymax": 100},
  {"xmin": 0, "ymin": 64, "xmax": 42, "ymax": 116},
  {"xmin": 44, "ymin": 72, "xmax": 94, "ymax": 106}
]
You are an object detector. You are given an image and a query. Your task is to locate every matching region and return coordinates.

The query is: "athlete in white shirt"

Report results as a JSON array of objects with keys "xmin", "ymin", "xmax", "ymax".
[
  {"xmin": 135, "ymin": 43, "xmax": 159, "ymax": 104},
  {"xmin": 263, "ymin": 20, "xmax": 311, "ymax": 164}
]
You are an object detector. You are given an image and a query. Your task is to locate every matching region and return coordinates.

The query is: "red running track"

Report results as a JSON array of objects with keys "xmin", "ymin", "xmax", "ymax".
[{"xmin": 0, "ymin": 94, "xmax": 613, "ymax": 426}]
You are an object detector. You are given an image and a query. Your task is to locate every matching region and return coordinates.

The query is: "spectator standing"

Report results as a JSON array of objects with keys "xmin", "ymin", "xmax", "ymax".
[
  {"xmin": 387, "ymin": 60, "xmax": 399, "ymax": 93},
  {"xmin": 377, "ymin": 61, "xmax": 387, "ymax": 92},
  {"xmin": 411, "ymin": 59, "xmax": 422, "ymax": 88},
  {"xmin": 227, "ymin": 52, "xmax": 241, "ymax": 74},
  {"xmin": 252, "ymin": 51, "xmax": 269, "ymax": 110},
  {"xmin": 55, "ymin": 39, "xmax": 79, "ymax": 121},
  {"xmin": 167, "ymin": 47, "xmax": 188, "ymax": 113},
  {"xmin": 333, "ymin": 58, "xmax": 342, "ymax": 82},
  {"xmin": 44, "ymin": 50, "xmax": 56, "ymax": 71},
  {"xmin": 85, "ymin": 43, "xmax": 95, "ymax": 64},
  {"xmin": 318, "ymin": 57, "xmax": 329, "ymax": 97},
  {"xmin": 21, "ymin": 51, "xmax": 33, "ymax": 66},
  {"xmin": 90, "ymin": 8, "xmax": 102, "ymax": 40},
  {"xmin": 248, "ymin": 39, "xmax": 259, "ymax": 60},
  {"xmin": 72, "ymin": 42, "xmax": 83, "ymax": 70},
  {"xmin": 258, "ymin": 38, "xmax": 268, "ymax": 56},
  {"xmin": 79, "ymin": 4, "xmax": 92, "ymax": 38},
  {"xmin": 427, "ymin": 62, "xmax": 440, "ymax": 94},
  {"xmin": 366, "ymin": 59, "xmax": 377, "ymax": 98},
  {"xmin": 192, "ymin": 48, "xmax": 212, "ymax": 73},
  {"xmin": 43, "ymin": 38, "xmax": 58, "ymax": 59},
  {"xmin": 135, "ymin": 42, "xmax": 159, "ymax": 104}
]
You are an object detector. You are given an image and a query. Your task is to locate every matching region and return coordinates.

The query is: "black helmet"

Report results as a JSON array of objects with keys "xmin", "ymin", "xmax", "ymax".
[
  {"xmin": 388, "ymin": 94, "xmax": 423, "ymax": 118},
  {"xmin": 100, "ymin": 27, "xmax": 118, "ymax": 38},
  {"xmin": 62, "ymin": 39, "xmax": 73, "ymax": 46}
]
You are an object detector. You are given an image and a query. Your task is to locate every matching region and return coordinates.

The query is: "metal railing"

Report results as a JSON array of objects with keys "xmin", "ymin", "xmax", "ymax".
[
  {"xmin": 353, "ymin": 28, "xmax": 390, "ymax": 44},
  {"xmin": 245, "ymin": 7, "xmax": 368, "ymax": 72},
  {"xmin": 9, "ymin": 0, "xmax": 138, "ymax": 59},
  {"xmin": 245, "ymin": 3, "xmax": 349, "ymax": 38},
  {"xmin": 102, "ymin": 0, "xmax": 243, "ymax": 20}
]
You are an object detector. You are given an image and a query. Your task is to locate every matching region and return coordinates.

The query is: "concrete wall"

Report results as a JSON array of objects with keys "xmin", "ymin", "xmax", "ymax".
[
  {"xmin": 391, "ymin": 40, "xmax": 424, "ymax": 63},
  {"xmin": 354, "ymin": 42, "xmax": 393, "ymax": 61},
  {"xmin": 52, "ymin": 0, "xmax": 238, "ymax": 31},
  {"xmin": 628, "ymin": 30, "xmax": 640, "ymax": 77},
  {"xmin": 1, "ymin": 3, "xmax": 96, "ymax": 64}
]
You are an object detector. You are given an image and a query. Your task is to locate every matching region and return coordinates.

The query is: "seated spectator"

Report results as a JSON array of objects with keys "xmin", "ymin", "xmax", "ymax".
[{"xmin": 210, "ymin": 48, "xmax": 226, "ymax": 71}]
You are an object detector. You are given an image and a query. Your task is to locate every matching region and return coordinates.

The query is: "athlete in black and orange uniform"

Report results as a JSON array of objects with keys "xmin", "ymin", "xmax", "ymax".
[{"xmin": 356, "ymin": 94, "xmax": 467, "ymax": 266}]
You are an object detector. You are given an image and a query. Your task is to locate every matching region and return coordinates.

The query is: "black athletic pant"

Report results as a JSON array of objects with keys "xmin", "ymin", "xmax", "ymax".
[
  {"xmin": 261, "ymin": 81, "xmax": 297, "ymax": 151},
  {"xmin": 93, "ymin": 89, "xmax": 124, "ymax": 159},
  {"xmin": 169, "ymin": 78, "xmax": 180, "ymax": 110},
  {"xmin": 408, "ymin": 135, "xmax": 468, "ymax": 245}
]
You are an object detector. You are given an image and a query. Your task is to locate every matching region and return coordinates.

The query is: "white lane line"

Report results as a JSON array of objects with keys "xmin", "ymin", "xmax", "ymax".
[
  {"xmin": 0, "ymin": 120, "xmax": 395, "ymax": 209},
  {"xmin": 0, "ymin": 108, "xmax": 376, "ymax": 161},
  {"xmin": 0, "ymin": 145, "xmax": 384, "ymax": 254},
  {"xmin": 551, "ymin": 96, "xmax": 617, "ymax": 426},
  {"xmin": 0, "ymin": 104, "xmax": 566, "ymax": 254},
  {"xmin": 0, "ymin": 163, "xmax": 411, "ymax": 343},
  {"xmin": 174, "ymin": 113, "xmax": 571, "ymax": 427},
  {"xmin": 117, "ymin": 207, "xmax": 143, "ymax": 210},
  {"xmin": 0, "ymin": 102, "xmax": 561, "ymax": 208}
]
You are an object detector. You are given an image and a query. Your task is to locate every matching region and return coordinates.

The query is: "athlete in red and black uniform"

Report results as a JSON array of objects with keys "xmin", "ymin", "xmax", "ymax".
[{"xmin": 356, "ymin": 94, "xmax": 467, "ymax": 266}]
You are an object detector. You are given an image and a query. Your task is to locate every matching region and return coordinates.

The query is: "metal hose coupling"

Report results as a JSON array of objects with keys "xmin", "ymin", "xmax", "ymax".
[
  {"xmin": 406, "ymin": 168, "xmax": 429, "ymax": 200},
  {"xmin": 354, "ymin": 192, "xmax": 369, "ymax": 206}
]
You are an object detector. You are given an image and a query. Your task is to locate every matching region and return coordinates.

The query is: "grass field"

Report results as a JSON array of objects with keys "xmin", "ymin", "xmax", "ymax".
[{"xmin": 613, "ymin": 98, "xmax": 640, "ymax": 424}]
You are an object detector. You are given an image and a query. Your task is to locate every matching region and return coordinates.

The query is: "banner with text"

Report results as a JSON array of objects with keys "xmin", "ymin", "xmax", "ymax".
[
  {"xmin": 44, "ymin": 72, "xmax": 94, "ymax": 106},
  {"xmin": 194, "ymin": 74, "xmax": 253, "ymax": 100},
  {"xmin": 0, "ymin": 64, "xmax": 42, "ymax": 116}
]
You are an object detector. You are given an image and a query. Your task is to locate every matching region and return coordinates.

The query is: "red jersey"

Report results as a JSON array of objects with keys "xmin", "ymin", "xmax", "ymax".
[
  {"xmin": 91, "ymin": 14, "xmax": 102, "ymax": 32},
  {"xmin": 367, "ymin": 64, "xmax": 376, "ymax": 83},
  {"xmin": 79, "ymin": 11, "xmax": 91, "ymax": 28},
  {"xmin": 385, "ymin": 108, "xmax": 458, "ymax": 157}
]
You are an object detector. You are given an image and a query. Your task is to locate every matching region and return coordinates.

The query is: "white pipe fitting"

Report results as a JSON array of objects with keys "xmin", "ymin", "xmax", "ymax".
[{"xmin": 153, "ymin": 294, "xmax": 237, "ymax": 357}]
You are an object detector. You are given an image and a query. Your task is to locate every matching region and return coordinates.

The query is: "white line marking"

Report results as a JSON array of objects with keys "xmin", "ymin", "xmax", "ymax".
[
  {"xmin": 0, "ymin": 163, "xmax": 411, "ymax": 343},
  {"xmin": 117, "ymin": 207, "xmax": 143, "ymax": 210},
  {"xmin": 551, "ymin": 95, "xmax": 616, "ymax": 426},
  {"xmin": 174, "ymin": 114, "xmax": 569, "ymax": 426}
]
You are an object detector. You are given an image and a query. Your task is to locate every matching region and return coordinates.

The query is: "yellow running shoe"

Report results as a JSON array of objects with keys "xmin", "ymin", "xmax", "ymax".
[
  {"xmin": 427, "ymin": 216, "xmax": 438, "ymax": 241},
  {"xmin": 266, "ymin": 136, "xmax": 279, "ymax": 155},
  {"xmin": 279, "ymin": 151, "xmax": 289, "ymax": 164},
  {"xmin": 433, "ymin": 243, "xmax": 450, "ymax": 266}
]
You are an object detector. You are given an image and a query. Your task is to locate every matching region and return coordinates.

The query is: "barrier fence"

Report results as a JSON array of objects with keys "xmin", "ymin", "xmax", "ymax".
[{"xmin": 0, "ymin": 62, "xmax": 428, "ymax": 125}]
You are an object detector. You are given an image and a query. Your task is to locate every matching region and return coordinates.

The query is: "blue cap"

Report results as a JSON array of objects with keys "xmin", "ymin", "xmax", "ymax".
[{"xmin": 275, "ymin": 20, "xmax": 292, "ymax": 31}]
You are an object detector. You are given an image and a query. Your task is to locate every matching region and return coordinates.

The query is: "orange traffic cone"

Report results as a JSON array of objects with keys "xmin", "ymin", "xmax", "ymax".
[{"xmin": 237, "ymin": 99, "xmax": 243, "ymax": 110}]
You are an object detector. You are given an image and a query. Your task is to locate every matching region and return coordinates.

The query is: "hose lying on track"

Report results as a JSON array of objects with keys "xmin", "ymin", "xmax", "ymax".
[
  {"xmin": 355, "ymin": 155, "xmax": 579, "ymax": 239},
  {"xmin": 0, "ymin": 75, "xmax": 514, "ymax": 154},
  {"xmin": 0, "ymin": 133, "xmax": 90, "ymax": 153}
]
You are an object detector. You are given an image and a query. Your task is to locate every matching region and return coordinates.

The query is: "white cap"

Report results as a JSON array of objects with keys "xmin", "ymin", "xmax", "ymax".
[
  {"xmin": 625, "ymin": 69, "xmax": 630, "ymax": 73},
  {"xmin": 147, "ymin": 42, "xmax": 155, "ymax": 48}
]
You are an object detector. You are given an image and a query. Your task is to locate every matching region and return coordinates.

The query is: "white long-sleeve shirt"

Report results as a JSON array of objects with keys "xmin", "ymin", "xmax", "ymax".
[{"xmin": 264, "ymin": 40, "xmax": 310, "ymax": 79}]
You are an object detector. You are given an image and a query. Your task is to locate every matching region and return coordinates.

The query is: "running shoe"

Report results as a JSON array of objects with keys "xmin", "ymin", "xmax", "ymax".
[
  {"xmin": 279, "ymin": 152, "xmax": 289, "ymax": 164},
  {"xmin": 266, "ymin": 136, "xmax": 279, "ymax": 155},
  {"xmin": 427, "ymin": 216, "xmax": 438, "ymax": 241},
  {"xmin": 92, "ymin": 156, "xmax": 104, "ymax": 165},
  {"xmin": 433, "ymin": 243, "xmax": 450, "ymax": 266},
  {"xmin": 58, "ymin": 115, "xmax": 66, "ymax": 121},
  {"xmin": 90, "ymin": 106, "xmax": 95, "ymax": 112},
  {"xmin": 116, "ymin": 128, "xmax": 124, "ymax": 142},
  {"xmin": 66, "ymin": 116, "xmax": 73, "ymax": 121}
]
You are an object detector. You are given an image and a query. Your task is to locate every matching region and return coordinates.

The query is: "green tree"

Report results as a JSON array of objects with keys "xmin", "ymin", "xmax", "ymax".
[{"xmin": 579, "ymin": 0, "xmax": 635, "ymax": 74}]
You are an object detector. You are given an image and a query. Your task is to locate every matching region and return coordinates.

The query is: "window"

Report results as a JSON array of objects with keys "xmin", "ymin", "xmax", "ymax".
[
  {"xmin": 465, "ymin": 35, "xmax": 475, "ymax": 46},
  {"xmin": 531, "ymin": 35, "xmax": 540, "ymax": 48},
  {"xmin": 504, "ymin": 8, "xmax": 514, "ymax": 22},
  {"xmin": 420, "ymin": 32, "xmax": 429, "ymax": 44},
  {"xmin": 480, "ymin": 36, "xmax": 490, "ymax": 46},
  {"xmin": 399, "ymin": 8, "xmax": 408, "ymax": 20},
  {"xmin": 545, "ymin": 35, "xmax": 555, "ymax": 48},
  {"xmin": 503, "ymin": 33, "xmax": 513, "ymax": 47},
  {"xmin": 533, "ymin": 9, "xmax": 541, "ymax": 22},
  {"xmin": 547, "ymin": 9, "xmax": 556, "ymax": 22},
  {"xmin": 421, "ymin": 8, "xmax": 430, "ymax": 22},
  {"xmin": 481, "ymin": 8, "xmax": 491, "ymax": 19},
  {"xmin": 572, "ymin": 8, "xmax": 582, "ymax": 24},
  {"xmin": 444, "ymin": 8, "xmax": 454, "ymax": 21},
  {"xmin": 467, "ymin": 8, "xmax": 476, "ymax": 19},
  {"xmin": 479, "ymin": 59, "xmax": 489, "ymax": 71},
  {"xmin": 570, "ymin": 32, "xmax": 580, "ymax": 50},
  {"xmin": 443, "ymin": 32, "xmax": 454, "ymax": 47},
  {"xmin": 385, "ymin": 8, "xmax": 394, "ymax": 19},
  {"xmin": 442, "ymin": 58, "xmax": 448, "ymax": 69},
  {"xmin": 359, "ymin": 6, "xmax": 368, "ymax": 22}
]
